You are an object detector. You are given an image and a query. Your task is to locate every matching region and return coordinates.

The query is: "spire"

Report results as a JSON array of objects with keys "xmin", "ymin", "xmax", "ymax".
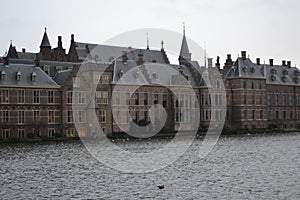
[
  {"xmin": 161, "ymin": 40, "xmax": 164, "ymax": 50},
  {"xmin": 146, "ymin": 32, "xmax": 149, "ymax": 50},
  {"xmin": 179, "ymin": 23, "xmax": 191, "ymax": 64},
  {"xmin": 40, "ymin": 27, "xmax": 51, "ymax": 48}
]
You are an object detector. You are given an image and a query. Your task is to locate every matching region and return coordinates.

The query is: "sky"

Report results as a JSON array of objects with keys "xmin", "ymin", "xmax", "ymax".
[{"xmin": 0, "ymin": 0, "xmax": 299, "ymax": 67}]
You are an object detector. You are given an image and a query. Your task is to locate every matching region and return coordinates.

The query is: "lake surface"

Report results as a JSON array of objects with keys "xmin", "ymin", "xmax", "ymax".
[{"xmin": 0, "ymin": 132, "xmax": 299, "ymax": 199}]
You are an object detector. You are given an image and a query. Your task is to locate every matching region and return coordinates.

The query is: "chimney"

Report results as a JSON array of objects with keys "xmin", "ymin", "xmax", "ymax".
[
  {"xmin": 58, "ymin": 36, "xmax": 62, "ymax": 48},
  {"xmin": 282, "ymin": 60, "xmax": 286, "ymax": 66},
  {"xmin": 227, "ymin": 54, "xmax": 231, "ymax": 60},
  {"xmin": 122, "ymin": 51, "xmax": 128, "ymax": 63},
  {"xmin": 137, "ymin": 53, "xmax": 144, "ymax": 65},
  {"xmin": 241, "ymin": 51, "xmax": 247, "ymax": 60},
  {"xmin": 34, "ymin": 53, "xmax": 40, "ymax": 67},
  {"xmin": 3, "ymin": 56, "xmax": 9, "ymax": 66},
  {"xmin": 256, "ymin": 58, "xmax": 260, "ymax": 65},
  {"xmin": 287, "ymin": 61, "xmax": 291, "ymax": 68},
  {"xmin": 208, "ymin": 58, "xmax": 213, "ymax": 68},
  {"xmin": 269, "ymin": 59, "xmax": 274, "ymax": 66},
  {"xmin": 22, "ymin": 48, "xmax": 26, "ymax": 53},
  {"xmin": 71, "ymin": 34, "xmax": 75, "ymax": 43}
]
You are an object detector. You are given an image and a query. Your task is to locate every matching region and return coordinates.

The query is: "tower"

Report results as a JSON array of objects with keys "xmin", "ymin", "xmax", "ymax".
[
  {"xmin": 178, "ymin": 23, "xmax": 191, "ymax": 66},
  {"xmin": 39, "ymin": 28, "xmax": 52, "ymax": 60}
]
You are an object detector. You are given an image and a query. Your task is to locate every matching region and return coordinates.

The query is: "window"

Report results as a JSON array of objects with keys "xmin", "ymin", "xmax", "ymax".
[
  {"xmin": 126, "ymin": 92, "xmax": 130, "ymax": 105},
  {"xmin": 283, "ymin": 95, "xmax": 287, "ymax": 106},
  {"xmin": 251, "ymin": 80, "xmax": 254, "ymax": 89},
  {"xmin": 18, "ymin": 90, "xmax": 25, "ymax": 104},
  {"xmin": 163, "ymin": 94, "xmax": 167, "ymax": 108},
  {"xmin": 205, "ymin": 94, "xmax": 208, "ymax": 105},
  {"xmin": 1, "ymin": 110, "xmax": 9, "ymax": 123},
  {"xmin": 73, "ymin": 77, "xmax": 80, "ymax": 88},
  {"xmin": 0, "ymin": 90, "xmax": 9, "ymax": 103},
  {"xmin": 297, "ymin": 95, "xmax": 300, "ymax": 105},
  {"xmin": 67, "ymin": 110, "xmax": 73, "ymax": 123},
  {"xmin": 135, "ymin": 111, "xmax": 139, "ymax": 122},
  {"xmin": 55, "ymin": 66, "xmax": 63, "ymax": 71},
  {"xmin": 48, "ymin": 128, "xmax": 55, "ymax": 137},
  {"xmin": 289, "ymin": 95, "xmax": 293, "ymax": 106},
  {"xmin": 276, "ymin": 111, "xmax": 279, "ymax": 119},
  {"xmin": 275, "ymin": 95, "xmax": 278, "ymax": 106},
  {"xmin": 134, "ymin": 93, "xmax": 139, "ymax": 105},
  {"xmin": 244, "ymin": 110, "xmax": 248, "ymax": 120},
  {"xmin": 144, "ymin": 93, "xmax": 148, "ymax": 105},
  {"xmin": 33, "ymin": 110, "xmax": 40, "ymax": 122},
  {"xmin": 18, "ymin": 129, "xmax": 25, "ymax": 139},
  {"xmin": 216, "ymin": 80, "xmax": 220, "ymax": 89},
  {"xmin": 48, "ymin": 111, "xmax": 55, "ymax": 124},
  {"xmin": 252, "ymin": 95, "xmax": 255, "ymax": 105},
  {"xmin": 33, "ymin": 90, "xmax": 40, "ymax": 104},
  {"xmin": 252, "ymin": 110, "xmax": 255, "ymax": 120},
  {"xmin": 66, "ymin": 128, "xmax": 75, "ymax": 137},
  {"xmin": 180, "ymin": 95, "xmax": 184, "ymax": 107},
  {"xmin": 283, "ymin": 111, "xmax": 286, "ymax": 119},
  {"xmin": 66, "ymin": 91, "xmax": 73, "ymax": 104},
  {"xmin": 260, "ymin": 110, "xmax": 263, "ymax": 119},
  {"xmin": 96, "ymin": 91, "xmax": 108, "ymax": 104},
  {"xmin": 215, "ymin": 94, "xmax": 219, "ymax": 106},
  {"xmin": 101, "ymin": 75, "xmax": 109, "ymax": 84},
  {"xmin": 18, "ymin": 111, "xmax": 25, "ymax": 124},
  {"xmin": 243, "ymin": 80, "xmax": 247, "ymax": 89},
  {"xmin": 290, "ymin": 111, "xmax": 293, "ymax": 119},
  {"xmin": 78, "ymin": 127, "xmax": 86, "ymax": 137},
  {"xmin": 78, "ymin": 91, "xmax": 85, "ymax": 104},
  {"xmin": 244, "ymin": 95, "xmax": 247, "ymax": 105},
  {"xmin": 43, "ymin": 65, "xmax": 50, "ymax": 75},
  {"xmin": 267, "ymin": 94, "xmax": 271, "ymax": 106},
  {"xmin": 259, "ymin": 82, "xmax": 262, "ymax": 89},
  {"xmin": 2, "ymin": 129, "xmax": 10, "ymax": 139},
  {"xmin": 114, "ymin": 91, "xmax": 120, "ymax": 105},
  {"xmin": 48, "ymin": 91, "xmax": 55, "ymax": 104},
  {"xmin": 154, "ymin": 94, "xmax": 158, "ymax": 104},
  {"xmin": 94, "ymin": 73, "xmax": 101, "ymax": 84},
  {"xmin": 99, "ymin": 110, "xmax": 106, "ymax": 123},
  {"xmin": 78, "ymin": 110, "xmax": 86, "ymax": 123},
  {"xmin": 144, "ymin": 111, "xmax": 148, "ymax": 121}
]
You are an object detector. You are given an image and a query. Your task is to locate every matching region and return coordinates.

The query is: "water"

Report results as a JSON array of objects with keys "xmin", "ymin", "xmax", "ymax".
[{"xmin": 0, "ymin": 133, "xmax": 299, "ymax": 199}]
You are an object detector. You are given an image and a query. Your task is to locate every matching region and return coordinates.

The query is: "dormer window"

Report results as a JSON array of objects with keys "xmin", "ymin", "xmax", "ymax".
[
  {"xmin": 271, "ymin": 75, "xmax": 276, "ymax": 82},
  {"xmin": 271, "ymin": 68, "xmax": 277, "ymax": 74},
  {"xmin": 294, "ymin": 77, "xmax": 299, "ymax": 83},
  {"xmin": 16, "ymin": 71, "xmax": 21, "ymax": 81},
  {"xmin": 118, "ymin": 70, "xmax": 123, "ymax": 78},
  {"xmin": 242, "ymin": 66, "xmax": 248, "ymax": 72},
  {"xmin": 1, "ymin": 71, "xmax": 6, "ymax": 80},
  {"xmin": 282, "ymin": 76, "xmax": 287, "ymax": 83},
  {"xmin": 283, "ymin": 69, "xmax": 288, "ymax": 75},
  {"xmin": 250, "ymin": 67, "xmax": 255, "ymax": 73},
  {"xmin": 31, "ymin": 72, "xmax": 37, "ymax": 82}
]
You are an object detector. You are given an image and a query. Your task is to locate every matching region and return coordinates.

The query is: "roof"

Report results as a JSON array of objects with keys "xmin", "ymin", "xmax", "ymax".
[
  {"xmin": 74, "ymin": 42, "xmax": 169, "ymax": 64},
  {"xmin": 40, "ymin": 28, "xmax": 51, "ymax": 47},
  {"xmin": 179, "ymin": 34, "xmax": 191, "ymax": 61},
  {"xmin": 0, "ymin": 63, "xmax": 59, "ymax": 88},
  {"xmin": 17, "ymin": 52, "xmax": 36, "ymax": 60},
  {"xmin": 53, "ymin": 69, "xmax": 72, "ymax": 86}
]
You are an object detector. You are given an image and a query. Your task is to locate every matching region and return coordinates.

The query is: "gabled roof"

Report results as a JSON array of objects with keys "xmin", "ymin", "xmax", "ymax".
[
  {"xmin": 40, "ymin": 28, "xmax": 51, "ymax": 48},
  {"xmin": 53, "ymin": 69, "xmax": 72, "ymax": 86}
]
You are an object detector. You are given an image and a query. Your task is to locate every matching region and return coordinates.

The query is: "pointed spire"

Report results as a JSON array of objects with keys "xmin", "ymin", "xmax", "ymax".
[
  {"xmin": 183, "ymin": 22, "xmax": 185, "ymax": 36},
  {"xmin": 179, "ymin": 23, "xmax": 191, "ymax": 63},
  {"xmin": 161, "ymin": 40, "xmax": 164, "ymax": 50},
  {"xmin": 40, "ymin": 27, "xmax": 51, "ymax": 48},
  {"xmin": 146, "ymin": 32, "xmax": 149, "ymax": 50}
]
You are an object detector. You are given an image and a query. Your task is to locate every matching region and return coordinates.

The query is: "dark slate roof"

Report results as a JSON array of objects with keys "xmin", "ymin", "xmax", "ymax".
[
  {"xmin": 40, "ymin": 29, "xmax": 51, "ymax": 47},
  {"xmin": 53, "ymin": 69, "xmax": 71, "ymax": 86},
  {"xmin": 17, "ymin": 52, "xmax": 36, "ymax": 60},
  {"xmin": 179, "ymin": 34, "xmax": 191, "ymax": 61},
  {"xmin": 225, "ymin": 57, "xmax": 265, "ymax": 79},
  {"xmin": 265, "ymin": 65, "xmax": 300, "ymax": 85},
  {"xmin": 0, "ymin": 63, "xmax": 59, "ymax": 87},
  {"xmin": 75, "ymin": 42, "xmax": 169, "ymax": 64},
  {"xmin": 112, "ymin": 59, "xmax": 198, "ymax": 87}
]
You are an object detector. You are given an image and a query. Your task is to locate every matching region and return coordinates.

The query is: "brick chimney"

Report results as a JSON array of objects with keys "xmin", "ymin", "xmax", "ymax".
[
  {"xmin": 282, "ymin": 60, "xmax": 286, "ymax": 66},
  {"xmin": 287, "ymin": 61, "xmax": 291, "ymax": 68},
  {"xmin": 269, "ymin": 59, "xmax": 274, "ymax": 66},
  {"xmin": 22, "ymin": 48, "xmax": 26, "ymax": 53},
  {"xmin": 58, "ymin": 36, "xmax": 63, "ymax": 48},
  {"xmin": 256, "ymin": 58, "xmax": 260, "ymax": 65},
  {"xmin": 137, "ymin": 53, "xmax": 144, "ymax": 65},
  {"xmin": 241, "ymin": 51, "xmax": 247, "ymax": 60}
]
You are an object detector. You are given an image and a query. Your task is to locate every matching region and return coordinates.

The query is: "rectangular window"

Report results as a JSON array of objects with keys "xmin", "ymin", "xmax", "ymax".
[
  {"xmin": 0, "ymin": 90, "xmax": 9, "ymax": 103},
  {"xmin": 289, "ymin": 95, "xmax": 293, "ymax": 106},
  {"xmin": 205, "ymin": 94, "xmax": 208, "ymax": 105},
  {"xmin": 66, "ymin": 91, "xmax": 73, "ymax": 104},
  {"xmin": 252, "ymin": 110, "xmax": 255, "ymax": 120},
  {"xmin": 33, "ymin": 110, "xmax": 40, "ymax": 122},
  {"xmin": 215, "ymin": 94, "xmax": 219, "ymax": 106},
  {"xmin": 33, "ymin": 90, "xmax": 40, "ymax": 104},
  {"xmin": 154, "ymin": 94, "xmax": 159, "ymax": 104},
  {"xmin": 134, "ymin": 93, "xmax": 139, "ymax": 105},
  {"xmin": 260, "ymin": 110, "xmax": 263, "ymax": 119},
  {"xmin": 73, "ymin": 77, "xmax": 80, "ymax": 88},
  {"xmin": 297, "ymin": 96, "xmax": 300, "ymax": 105},
  {"xmin": 283, "ymin": 95, "xmax": 287, "ymax": 106},
  {"xmin": 66, "ymin": 128, "xmax": 75, "ymax": 137},
  {"xmin": 290, "ymin": 111, "xmax": 293, "ymax": 119},
  {"xmin": 48, "ymin": 91, "xmax": 55, "ymax": 104},
  {"xmin": 18, "ymin": 129, "xmax": 25, "ymax": 138},
  {"xmin": 96, "ymin": 91, "xmax": 108, "ymax": 104},
  {"xmin": 135, "ymin": 111, "xmax": 139, "ymax": 122},
  {"xmin": 48, "ymin": 128, "xmax": 55, "ymax": 137},
  {"xmin": 276, "ymin": 111, "xmax": 279, "ymax": 119},
  {"xmin": 18, "ymin": 90, "xmax": 25, "ymax": 104},
  {"xmin": 144, "ymin": 93, "xmax": 148, "ymax": 105},
  {"xmin": 18, "ymin": 111, "xmax": 25, "ymax": 124},
  {"xmin": 99, "ymin": 110, "xmax": 106, "ymax": 123},
  {"xmin": 283, "ymin": 111, "xmax": 286, "ymax": 119},
  {"xmin": 244, "ymin": 110, "xmax": 248, "ymax": 120},
  {"xmin": 126, "ymin": 92, "xmax": 130, "ymax": 105},
  {"xmin": 144, "ymin": 111, "xmax": 148, "ymax": 121},
  {"xmin": 1, "ymin": 110, "xmax": 9, "ymax": 123},
  {"xmin": 252, "ymin": 95, "xmax": 255, "ymax": 105},
  {"xmin": 180, "ymin": 95, "xmax": 184, "ymax": 107},
  {"xmin": 2, "ymin": 129, "xmax": 10, "ymax": 139},
  {"xmin": 78, "ymin": 91, "xmax": 85, "ymax": 104},
  {"xmin": 267, "ymin": 94, "xmax": 271, "ymax": 106},
  {"xmin": 163, "ymin": 94, "xmax": 167, "ymax": 108},
  {"xmin": 101, "ymin": 75, "xmax": 109, "ymax": 84},
  {"xmin": 94, "ymin": 73, "xmax": 101, "ymax": 84},
  {"xmin": 67, "ymin": 110, "xmax": 73, "ymax": 123},
  {"xmin": 243, "ymin": 80, "xmax": 247, "ymax": 89},
  {"xmin": 78, "ymin": 110, "xmax": 86, "ymax": 123},
  {"xmin": 48, "ymin": 111, "xmax": 55, "ymax": 124},
  {"xmin": 244, "ymin": 95, "xmax": 247, "ymax": 105},
  {"xmin": 43, "ymin": 65, "xmax": 50, "ymax": 75},
  {"xmin": 275, "ymin": 95, "xmax": 278, "ymax": 106}
]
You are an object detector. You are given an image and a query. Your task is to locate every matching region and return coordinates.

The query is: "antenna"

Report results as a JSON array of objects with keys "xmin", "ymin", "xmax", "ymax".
[
  {"xmin": 183, "ymin": 22, "xmax": 185, "ymax": 36},
  {"xmin": 146, "ymin": 32, "xmax": 149, "ymax": 50}
]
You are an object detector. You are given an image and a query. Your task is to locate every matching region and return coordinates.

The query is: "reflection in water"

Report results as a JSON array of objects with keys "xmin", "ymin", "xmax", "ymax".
[{"xmin": 0, "ymin": 133, "xmax": 299, "ymax": 199}]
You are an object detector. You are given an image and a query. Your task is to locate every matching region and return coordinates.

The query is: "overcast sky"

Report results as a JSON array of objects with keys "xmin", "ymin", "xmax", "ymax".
[{"xmin": 1, "ymin": 0, "xmax": 299, "ymax": 66}]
